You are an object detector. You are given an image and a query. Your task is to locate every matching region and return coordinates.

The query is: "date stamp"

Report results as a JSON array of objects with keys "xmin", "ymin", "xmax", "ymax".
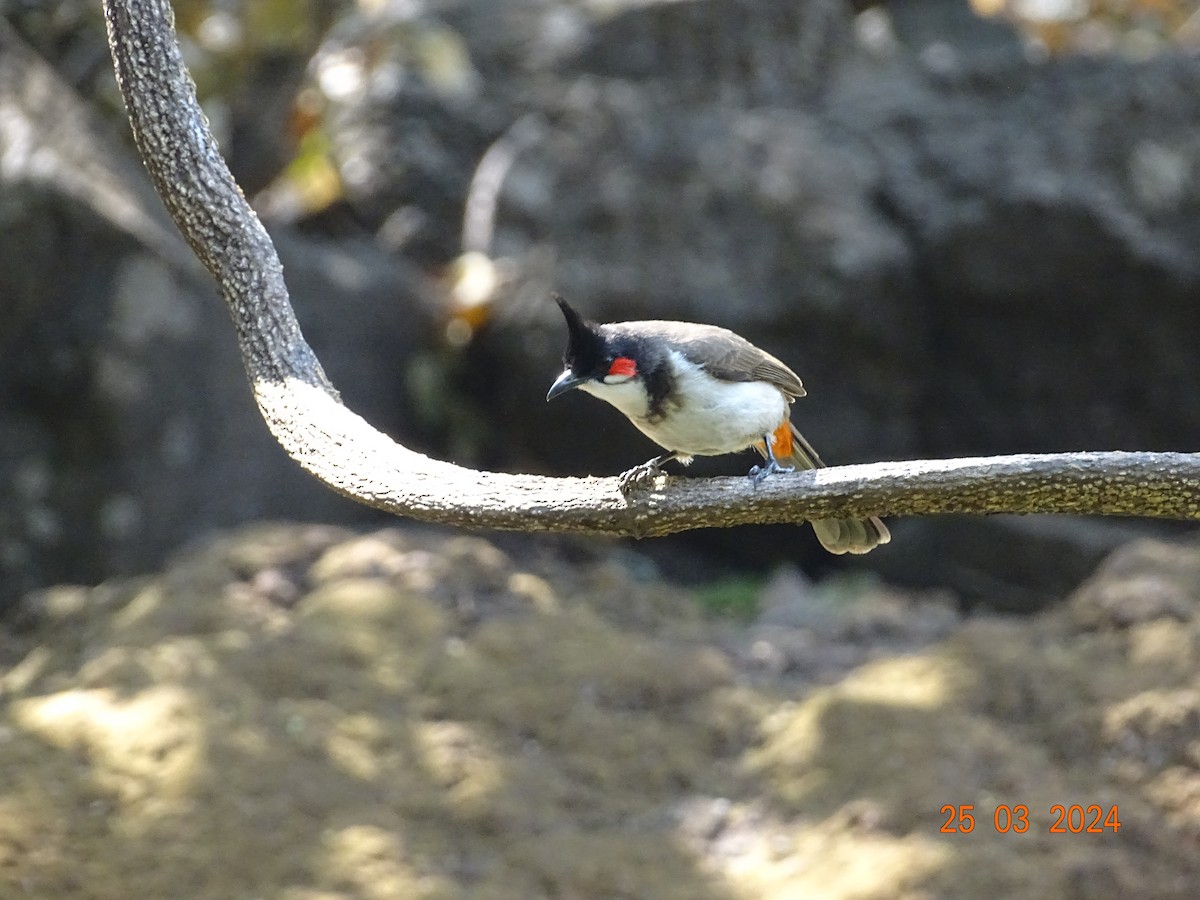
[{"xmin": 940, "ymin": 804, "xmax": 1121, "ymax": 834}]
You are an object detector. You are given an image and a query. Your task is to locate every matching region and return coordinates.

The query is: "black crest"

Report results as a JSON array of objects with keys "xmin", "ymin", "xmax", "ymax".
[{"xmin": 554, "ymin": 295, "xmax": 606, "ymax": 375}]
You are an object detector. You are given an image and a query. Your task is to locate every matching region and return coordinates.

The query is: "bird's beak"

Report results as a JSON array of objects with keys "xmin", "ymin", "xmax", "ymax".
[{"xmin": 547, "ymin": 368, "xmax": 585, "ymax": 401}]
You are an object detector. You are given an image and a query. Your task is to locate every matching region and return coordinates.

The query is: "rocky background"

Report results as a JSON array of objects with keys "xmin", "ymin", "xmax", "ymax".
[
  {"xmin": 3, "ymin": 0, "xmax": 1200, "ymax": 896},
  {"xmin": 2, "ymin": 0, "xmax": 1199, "ymax": 606}
]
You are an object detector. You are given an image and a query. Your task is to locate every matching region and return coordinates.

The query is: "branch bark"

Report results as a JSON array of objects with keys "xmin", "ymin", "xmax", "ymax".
[{"xmin": 102, "ymin": 0, "xmax": 1200, "ymax": 537}]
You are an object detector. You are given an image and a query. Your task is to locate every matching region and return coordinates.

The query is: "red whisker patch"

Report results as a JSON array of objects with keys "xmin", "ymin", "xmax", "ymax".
[{"xmin": 608, "ymin": 356, "xmax": 637, "ymax": 378}]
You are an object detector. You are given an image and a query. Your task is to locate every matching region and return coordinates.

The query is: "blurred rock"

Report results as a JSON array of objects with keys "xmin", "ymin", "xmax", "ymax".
[
  {"xmin": 877, "ymin": 515, "xmax": 1185, "ymax": 614},
  {"xmin": 6, "ymin": 522, "xmax": 1199, "ymax": 897},
  {"xmin": 0, "ymin": 215, "xmax": 441, "ymax": 608},
  {"xmin": 463, "ymin": 0, "xmax": 1200, "ymax": 595},
  {"xmin": 573, "ymin": 0, "xmax": 851, "ymax": 103},
  {"xmin": 1071, "ymin": 537, "xmax": 1200, "ymax": 629},
  {"xmin": 5, "ymin": 0, "xmax": 1200, "ymax": 605},
  {"xmin": 0, "ymin": 22, "xmax": 445, "ymax": 608},
  {"xmin": 734, "ymin": 571, "xmax": 960, "ymax": 681}
]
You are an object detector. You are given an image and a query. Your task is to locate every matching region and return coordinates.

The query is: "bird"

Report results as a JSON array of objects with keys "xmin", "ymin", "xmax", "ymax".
[{"xmin": 545, "ymin": 296, "xmax": 890, "ymax": 555}]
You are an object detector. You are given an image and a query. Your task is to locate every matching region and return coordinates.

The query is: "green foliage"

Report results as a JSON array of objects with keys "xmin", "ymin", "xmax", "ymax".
[{"xmin": 694, "ymin": 576, "xmax": 763, "ymax": 621}]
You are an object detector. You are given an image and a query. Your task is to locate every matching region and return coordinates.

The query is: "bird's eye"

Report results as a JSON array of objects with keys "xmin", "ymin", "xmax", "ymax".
[{"xmin": 607, "ymin": 356, "xmax": 637, "ymax": 378}]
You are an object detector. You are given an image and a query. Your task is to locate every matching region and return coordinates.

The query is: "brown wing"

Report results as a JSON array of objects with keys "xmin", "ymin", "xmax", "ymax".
[{"xmin": 615, "ymin": 321, "xmax": 806, "ymax": 399}]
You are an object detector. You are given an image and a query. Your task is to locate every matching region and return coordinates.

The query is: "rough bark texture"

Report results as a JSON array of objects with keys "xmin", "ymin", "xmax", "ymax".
[{"xmin": 102, "ymin": 0, "xmax": 1200, "ymax": 537}]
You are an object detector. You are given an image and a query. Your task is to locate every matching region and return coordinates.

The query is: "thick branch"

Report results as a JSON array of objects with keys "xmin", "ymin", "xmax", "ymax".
[{"xmin": 102, "ymin": 0, "xmax": 1200, "ymax": 536}]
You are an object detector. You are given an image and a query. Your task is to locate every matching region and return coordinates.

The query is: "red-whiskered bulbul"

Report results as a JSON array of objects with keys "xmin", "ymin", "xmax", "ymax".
[{"xmin": 546, "ymin": 296, "xmax": 890, "ymax": 555}]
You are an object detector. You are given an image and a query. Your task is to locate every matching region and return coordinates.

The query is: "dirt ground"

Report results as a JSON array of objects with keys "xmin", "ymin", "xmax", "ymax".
[{"xmin": 2, "ymin": 522, "xmax": 1199, "ymax": 899}]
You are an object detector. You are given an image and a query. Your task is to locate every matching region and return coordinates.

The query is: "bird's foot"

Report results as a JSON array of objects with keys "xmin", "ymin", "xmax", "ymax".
[
  {"xmin": 748, "ymin": 458, "xmax": 794, "ymax": 488},
  {"xmin": 619, "ymin": 460, "xmax": 666, "ymax": 495}
]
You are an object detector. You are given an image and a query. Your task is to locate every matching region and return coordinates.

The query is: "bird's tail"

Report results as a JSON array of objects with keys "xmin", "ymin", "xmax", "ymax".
[{"xmin": 758, "ymin": 422, "xmax": 890, "ymax": 555}]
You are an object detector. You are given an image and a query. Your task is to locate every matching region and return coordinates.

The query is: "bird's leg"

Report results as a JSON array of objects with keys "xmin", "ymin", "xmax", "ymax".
[
  {"xmin": 618, "ymin": 452, "xmax": 679, "ymax": 494},
  {"xmin": 748, "ymin": 434, "xmax": 794, "ymax": 488}
]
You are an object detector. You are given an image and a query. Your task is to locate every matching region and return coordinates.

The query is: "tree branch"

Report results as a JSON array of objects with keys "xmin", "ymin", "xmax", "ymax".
[{"xmin": 102, "ymin": 0, "xmax": 1200, "ymax": 537}]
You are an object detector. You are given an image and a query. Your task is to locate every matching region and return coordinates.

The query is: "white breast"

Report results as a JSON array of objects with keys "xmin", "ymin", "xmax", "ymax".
[{"xmin": 580, "ymin": 350, "xmax": 789, "ymax": 457}]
